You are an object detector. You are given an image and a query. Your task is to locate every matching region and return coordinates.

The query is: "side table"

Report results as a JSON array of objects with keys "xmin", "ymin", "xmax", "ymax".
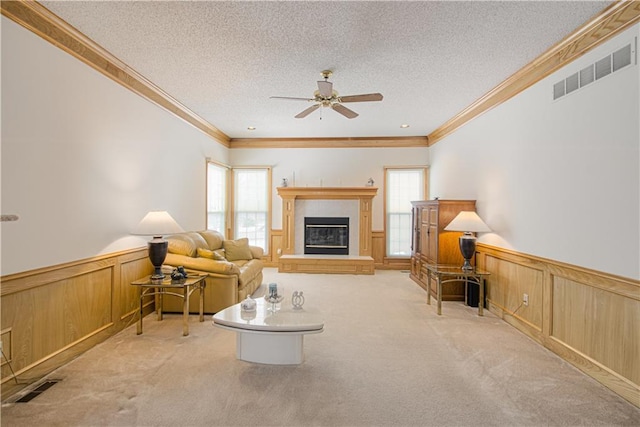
[
  {"xmin": 131, "ymin": 274, "xmax": 207, "ymax": 336},
  {"xmin": 423, "ymin": 264, "xmax": 490, "ymax": 316}
]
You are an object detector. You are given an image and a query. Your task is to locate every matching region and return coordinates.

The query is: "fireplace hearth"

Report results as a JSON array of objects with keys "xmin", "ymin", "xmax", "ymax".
[{"xmin": 304, "ymin": 217, "xmax": 349, "ymax": 255}]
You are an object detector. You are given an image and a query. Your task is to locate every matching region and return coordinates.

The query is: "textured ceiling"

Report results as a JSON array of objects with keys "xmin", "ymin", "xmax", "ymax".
[{"xmin": 41, "ymin": 1, "xmax": 612, "ymax": 140}]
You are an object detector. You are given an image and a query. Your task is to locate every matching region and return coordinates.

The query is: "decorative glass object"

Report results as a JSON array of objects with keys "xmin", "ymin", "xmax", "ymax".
[
  {"xmin": 265, "ymin": 283, "xmax": 284, "ymax": 312},
  {"xmin": 291, "ymin": 291, "xmax": 305, "ymax": 310}
]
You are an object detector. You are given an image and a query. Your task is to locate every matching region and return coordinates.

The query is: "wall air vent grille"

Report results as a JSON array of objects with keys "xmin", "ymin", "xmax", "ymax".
[
  {"xmin": 579, "ymin": 64, "xmax": 595, "ymax": 87},
  {"xmin": 553, "ymin": 38, "xmax": 636, "ymax": 101},
  {"xmin": 595, "ymin": 56, "xmax": 612, "ymax": 80},
  {"xmin": 613, "ymin": 44, "xmax": 632, "ymax": 72}
]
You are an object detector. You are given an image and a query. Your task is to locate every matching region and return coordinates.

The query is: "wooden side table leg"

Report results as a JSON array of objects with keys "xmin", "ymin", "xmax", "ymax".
[
  {"xmin": 183, "ymin": 285, "xmax": 190, "ymax": 336},
  {"xmin": 464, "ymin": 278, "xmax": 468, "ymax": 306},
  {"xmin": 157, "ymin": 288, "xmax": 163, "ymax": 321},
  {"xmin": 199, "ymin": 281, "xmax": 205, "ymax": 322},
  {"xmin": 137, "ymin": 288, "xmax": 143, "ymax": 335}
]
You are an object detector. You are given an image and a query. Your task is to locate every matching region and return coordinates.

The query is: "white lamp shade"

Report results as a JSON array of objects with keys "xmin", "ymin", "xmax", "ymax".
[
  {"xmin": 132, "ymin": 211, "xmax": 184, "ymax": 236},
  {"xmin": 444, "ymin": 211, "xmax": 491, "ymax": 233}
]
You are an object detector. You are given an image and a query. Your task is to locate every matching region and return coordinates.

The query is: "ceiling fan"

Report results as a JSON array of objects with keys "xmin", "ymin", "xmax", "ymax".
[{"xmin": 270, "ymin": 70, "xmax": 383, "ymax": 119}]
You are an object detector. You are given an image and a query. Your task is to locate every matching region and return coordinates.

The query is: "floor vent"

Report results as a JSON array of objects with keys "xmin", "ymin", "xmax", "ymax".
[
  {"xmin": 15, "ymin": 380, "xmax": 61, "ymax": 403},
  {"xmin": 553, "ymin": 37, "xmax": 636, "ymax": 101}
]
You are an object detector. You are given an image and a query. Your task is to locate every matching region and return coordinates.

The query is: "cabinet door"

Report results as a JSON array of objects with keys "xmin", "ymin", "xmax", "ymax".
[
  {"xmin": 420, "ymin": 221, "xmax": 430, "ymax": 259},
  {"xmin": 411, "ymin": 206, "xmax": 420, "ymax": 254},
  {"xmin": 425, "ymin": 206, "xmax": 438, "ymax": 264}
]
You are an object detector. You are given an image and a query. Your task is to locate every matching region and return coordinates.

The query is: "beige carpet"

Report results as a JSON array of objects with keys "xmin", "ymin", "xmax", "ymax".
[{"xmin": 2, "ymin": 269, "xmax": 639, "ymax": 426}]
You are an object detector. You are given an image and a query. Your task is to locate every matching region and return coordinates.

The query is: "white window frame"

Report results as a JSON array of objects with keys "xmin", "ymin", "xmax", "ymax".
[
  {"xmin": 231, "ymin": 166, "xmax": 271, "ymax": 254},
  {"xmin": 206, "ymin": 160, "xmax": 230, "ymax": 236},
  {"xmin": 384, "ymin": 166, "xmax": 428, "ymax": 257}
]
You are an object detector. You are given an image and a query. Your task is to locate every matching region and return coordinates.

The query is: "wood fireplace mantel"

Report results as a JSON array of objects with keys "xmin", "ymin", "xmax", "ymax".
[
  {"xmin": 277, "ymin": 187, "xmax": 378, "ymax": 257},
  {"xmin": 277, "ymin": 186, "xmax": 378, "ymax": 200}
]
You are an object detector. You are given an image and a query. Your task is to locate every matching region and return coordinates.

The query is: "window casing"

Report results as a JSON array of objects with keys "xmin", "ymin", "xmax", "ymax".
[{"xmin": 385, "ymin": 167, "xmax": 427, "ymax": 257}]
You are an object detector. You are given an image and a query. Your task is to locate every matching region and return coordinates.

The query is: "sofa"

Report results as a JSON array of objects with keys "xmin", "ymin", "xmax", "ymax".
[{"xmin": 161, "ymin": 230, "xmax": 264, "ymax": 314}]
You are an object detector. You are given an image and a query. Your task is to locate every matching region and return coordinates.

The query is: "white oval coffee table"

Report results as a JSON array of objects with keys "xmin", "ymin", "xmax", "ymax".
[{"xmin": 212, "ymin": 298, "xmax": 324, "ymax": 365}]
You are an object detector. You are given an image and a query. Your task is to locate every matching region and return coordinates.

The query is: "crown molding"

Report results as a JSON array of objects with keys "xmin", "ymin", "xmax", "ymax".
[
  {"xmin": 4, "ymin": 1, "xmax": 637, "ymax": 150},
  {"xmin": 1, "ymin": 0, "xmax": 230, "ymax": 147},
  {"xmin": 229, "ymin": 136, "xmax": 429, "ymax": 149},
  {"xmin": 427, "ymin": 0, "xmax": 640, "ymax": 146}
]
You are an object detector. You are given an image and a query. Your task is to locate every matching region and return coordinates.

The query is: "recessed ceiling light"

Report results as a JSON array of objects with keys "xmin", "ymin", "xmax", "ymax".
[
  {"xmin": 400, "ymin": 124, "xmax": 410, "ymax": 128},
  {"xmin": 247, "ymin": 126, "xmax": 256, "ymax": 131}
]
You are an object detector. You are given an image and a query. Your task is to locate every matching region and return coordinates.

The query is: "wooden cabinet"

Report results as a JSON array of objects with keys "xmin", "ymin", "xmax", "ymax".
[{"xmin": 410, "ymin": 199, "xmax": 476, "ymax": 301}]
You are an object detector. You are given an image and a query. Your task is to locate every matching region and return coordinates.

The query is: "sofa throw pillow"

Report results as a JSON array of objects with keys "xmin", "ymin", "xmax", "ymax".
[
  {"xmin": 199, "ymin": 230, "xmax": 224, "ymax": 250},
  {"xmin": 223, "ymin": 238, "xmax": 253, "ymax": 261},
  {"xmin": 197, "ymin": 247, "xmax": 226, "ymax": 261}
]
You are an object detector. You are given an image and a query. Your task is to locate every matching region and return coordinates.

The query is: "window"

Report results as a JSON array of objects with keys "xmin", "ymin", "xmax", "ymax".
[
  {"xmin": 233, "ymin": 167, "xmax": 270, "ymax": 253},
  {"xmin": 206, "ymin": 162, "xmax": 228, "ymax": 234},
  {"xmin": 385, "ymin": 167, "xmax": 426, "ymax": 257}
]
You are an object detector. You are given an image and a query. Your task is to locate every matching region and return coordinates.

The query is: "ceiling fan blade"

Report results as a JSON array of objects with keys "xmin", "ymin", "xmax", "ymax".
[
  {"xmin": 317, "ymin": 80, "xmax": 333, "ymax": 98},
  {"xmin": 270, "ymin": 96, "xmax": 314, "ymax": 101},
  {"xmin": 332, "ymin": 103, "xmax": 359, "ymax": 119},
  {"xmin": 295, "ymin": 104, "xmax": 320, "ymax": 118},
  {"xmin": 339, "ymin": 93, "xmax": 384, "ymax": 103}
]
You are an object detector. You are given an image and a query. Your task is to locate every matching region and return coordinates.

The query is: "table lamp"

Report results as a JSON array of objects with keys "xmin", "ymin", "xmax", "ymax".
[
  {"xmin": 133, "ymin": 211, "xmax": 184, "ymax": 279},
  {"xmin": 444, "ymin": 211, "xmax": 491, "ymax": 270}
]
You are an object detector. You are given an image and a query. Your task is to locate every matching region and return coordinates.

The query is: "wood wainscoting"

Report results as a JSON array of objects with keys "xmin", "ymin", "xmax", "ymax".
[
  {"xmin": 476, "ymin": 244, "xmax": 640, "ymax": 407},
  {"xmin": 0, "ymin": 248, "xmax": 153, "ymax": 400}
]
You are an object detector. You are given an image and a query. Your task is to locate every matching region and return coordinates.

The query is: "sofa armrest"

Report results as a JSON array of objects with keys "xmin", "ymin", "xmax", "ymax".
[{"xmin": 249, "ymin": 246, "xmax": 264, "ymax": 259}]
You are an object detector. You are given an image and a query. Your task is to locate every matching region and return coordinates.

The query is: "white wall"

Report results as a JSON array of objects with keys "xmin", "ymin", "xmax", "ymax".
[
  {"xmin": 429, "ymin": 25, "xmax": 640, "ymax": 279},
  {"xmin": 229, "ymin": 147, "xmax": 429, "ymax": 231},
  {"xmin": 0, "ymin": 17, "xmax": 228, "ymax": 275},
  {"xmin": 6, "ymin": 12, "xmax": 635, "ymax": 280}
]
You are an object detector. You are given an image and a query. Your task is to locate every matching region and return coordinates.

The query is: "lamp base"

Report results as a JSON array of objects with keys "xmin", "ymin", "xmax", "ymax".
[
  {"xmin": 148, "ymin": 237, "xmax": 168, "ymax": 280},
  {"xmin": 461, "ymin": 258, "xmax": 473, "ymax": 271},
  {"xmin": 459, "ymin": 233, "xmax": 476, "ymax": 271}
]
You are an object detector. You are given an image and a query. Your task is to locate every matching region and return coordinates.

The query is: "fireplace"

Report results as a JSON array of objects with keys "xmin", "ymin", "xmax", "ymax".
[{"xmin": 304, "ymin": 217, "xmax": 349, "ymax": 255}]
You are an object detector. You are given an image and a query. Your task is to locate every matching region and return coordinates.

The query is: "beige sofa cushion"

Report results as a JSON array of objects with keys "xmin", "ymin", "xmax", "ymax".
[
  {"xmin": 186, "ymin": 232, "xmax": 209, "ymax": 251},
  {"xmin": 223, "ymin": 238, "xmax": 253, "ymax": 261},
  {"xmin": 197, "ymin": 247, "xmax": 226, "ymax": 261},
  {"xmin": 199, "ymin": 230, "xmax": 224, "ymax": 250},
  {"xmin": 168, "ymin": 234, "xmax": 197, "ymax": 257}
]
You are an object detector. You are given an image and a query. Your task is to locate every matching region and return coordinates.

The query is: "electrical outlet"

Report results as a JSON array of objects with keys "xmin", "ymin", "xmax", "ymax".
[{"xmin": 523, "ymin": 293, "xmax": 529, "ymax": 306}]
